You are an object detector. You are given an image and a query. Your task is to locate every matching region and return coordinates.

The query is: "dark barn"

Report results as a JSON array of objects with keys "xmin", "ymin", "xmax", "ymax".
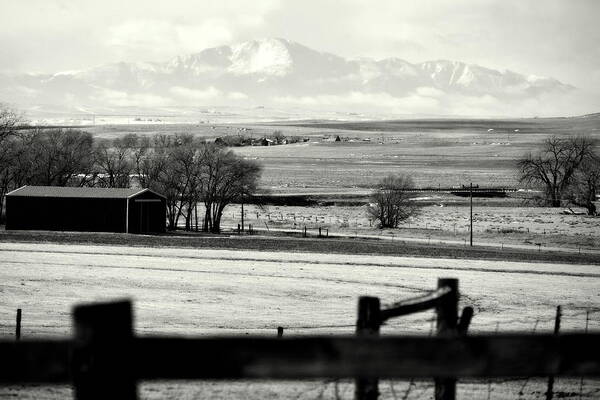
[{"xmin": 5, "ymin": 186, "xmax": 166, "ymax": 234}]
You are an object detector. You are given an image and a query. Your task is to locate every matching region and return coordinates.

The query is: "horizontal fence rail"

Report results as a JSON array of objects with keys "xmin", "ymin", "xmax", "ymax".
[
  {"xmin": 2, "ymin": 334, "xmax": 600, "ymax": 383},
  {"xmin": 381, "ymin": 286, "xmax": 452, "ymax": 321}
]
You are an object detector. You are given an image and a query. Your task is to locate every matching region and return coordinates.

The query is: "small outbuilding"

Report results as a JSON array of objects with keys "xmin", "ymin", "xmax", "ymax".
[{"xmin": 5, "ymin": 186, "xmax": 166, "ymax": 234}]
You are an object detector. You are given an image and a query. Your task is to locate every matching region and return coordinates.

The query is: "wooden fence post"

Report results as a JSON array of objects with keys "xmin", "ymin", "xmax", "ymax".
[
  {"xmin": 355, "ymin": 296, "xmax": 381, "ymax": 400},
  {"xmin": 546, "ymin": 305, "xmax": 562, "ymax": 400},
  {"xmin": 457, "ymin": 306, "xmax": 474, "ymax": 335},
  {"xmin": 16, "ymin": 309, "xmax": 21, "ymax": 341},
  {"xmin": 72, "ymin": 300, "xmax": 137, "ymax": 400},
  {"xmin": 435, "ymin": 278, "xmax": 458, "ymax": 400}
]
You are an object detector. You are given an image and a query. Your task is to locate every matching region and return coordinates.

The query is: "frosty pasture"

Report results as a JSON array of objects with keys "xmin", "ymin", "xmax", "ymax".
[
  {"xmin": 1, "ymin": 242, "xmax": 599, "ymax": 399},
  {"xmin": 1, "ymin": 242, "xmax": 598, "ymax": 338}
]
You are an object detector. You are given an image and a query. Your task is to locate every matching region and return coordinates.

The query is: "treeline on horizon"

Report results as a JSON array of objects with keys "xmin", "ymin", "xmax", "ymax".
[{"xmin": 214, "ymin": 130, "xmax": 309, "ymax": 147}]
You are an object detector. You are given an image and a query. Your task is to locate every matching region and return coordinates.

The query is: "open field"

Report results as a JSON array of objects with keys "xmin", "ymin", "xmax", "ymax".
[
  {"xmin": 216, "ymin": 200, "xmax": 600, "ymax": 251},
  {"xmin": 84, "ymin": 115, "xmax": 600, "ymax": 192},
  {"xmin": 231, "ymin": 123, "xmax": 600, "ymax": 190},
  {"xmin": 1, "ymin": 241, "xmax": 599, "ymax": 399}
]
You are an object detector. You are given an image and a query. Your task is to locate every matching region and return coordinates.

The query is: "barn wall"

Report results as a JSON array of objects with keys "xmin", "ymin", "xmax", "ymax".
[
  {"xmin": 127, "ymin": 191, "xmax": 166, "ymax": 234},
  {"xmin": 5, "ymin": 196, "xmax": 127, "ymax": 232}
]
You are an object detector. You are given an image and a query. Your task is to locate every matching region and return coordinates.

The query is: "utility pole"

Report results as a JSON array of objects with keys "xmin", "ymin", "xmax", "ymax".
[
  {"xmin": 470, "ymin": 182, "xmax": 473, "ymax": 247},
  {"xmin": 241, "ymin": 200, "xmax": 245, "ymax": 232}
]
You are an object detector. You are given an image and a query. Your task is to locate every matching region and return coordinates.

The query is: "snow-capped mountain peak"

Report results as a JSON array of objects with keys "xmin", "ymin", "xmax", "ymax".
[{"xmin": 228, "ymin": 38, "xmax": 294, "ymax": 76}]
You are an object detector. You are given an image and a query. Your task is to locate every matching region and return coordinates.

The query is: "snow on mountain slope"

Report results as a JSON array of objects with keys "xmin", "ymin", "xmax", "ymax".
[
  {"xmin": 0, "ymin": 38, "xmax": 578, "ymax": 117},
  {"xmin": 228, "ymin": 38, "xmax": 293, "ymax": 76}
]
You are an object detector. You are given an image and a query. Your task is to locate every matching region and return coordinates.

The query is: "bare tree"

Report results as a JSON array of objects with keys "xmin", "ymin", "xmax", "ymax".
[
  {"xmin": 0, "ymin": 104, "xmax": 25, "ymax": 222},
  {"xmin": 565, "ymin": 153, "xmax": 600, "ymax": 215},
  {"xmin": 132, "ymin": 135, "xmax": 161, "ymax": 189},
  {"xmin": 0, "ymin": 104, "xmax": 24, "ymax": 175},
  {"xmin": 93, "ymin": 135, "xmax": 136, "ymax": 188},
  {"xmin": 142, "ymin": 134, "xmax": 181, "ymax": 230},
  {"xmin": 0, "ymin": 104, "xmax": 23, "ymax": 142},
  {"xmin": 169, "ymin": 135, "xmax": 203, "ymax": 230},
  {"xmin": 518, "ymin": 136, "xmax": 596, "ymax": 207},
  {"xmin": 133, "ymin": 137, "xmax": 261, "ymax": 233},
  {"xmin": 200, "ymin": 144, "xmax": 262, "ymax": 233},
  {"xmin": 132, "ymin": 134, "xmax": 206, "ymax": 231},
  {"xmin": 367, "ymin": 174, "xmax": 420, "ymax": 228},
  {"xmin": 133, "ymin": 134, "xmax": 181, "ymax": 230},
  {"xmin": 18, "ymin": 128, "xmax": 95, "ymax": 187}
]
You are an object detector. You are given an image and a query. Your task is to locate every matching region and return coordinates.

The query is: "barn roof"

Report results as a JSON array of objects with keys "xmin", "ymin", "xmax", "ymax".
[{"xmin": 6, "ymin": 186, "xmax": 164, "ymax": 199}]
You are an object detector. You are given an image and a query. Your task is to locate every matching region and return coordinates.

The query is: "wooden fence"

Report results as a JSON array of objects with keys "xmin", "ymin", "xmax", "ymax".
[
  {"xmin": 2, "ymin": 278, "xmax": 600, "ymax": 400},
  {"xmin": 354, "ymin": 278, "xmax": 472, "ymax": 400}
]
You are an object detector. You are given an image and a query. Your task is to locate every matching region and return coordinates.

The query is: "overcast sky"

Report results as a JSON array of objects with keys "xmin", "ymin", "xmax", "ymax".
[{"xmin": 1, "ymin": 0, "xmax": 599, "ymax": 101}]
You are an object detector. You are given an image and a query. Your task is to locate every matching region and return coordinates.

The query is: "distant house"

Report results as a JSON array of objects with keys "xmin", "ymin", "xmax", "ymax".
[
  {"xmin": 5, "ymin": 186, "xmax": 166, "ymax": 234},
  {"xmin": 322, "ymin": 135, "xmax": 342, "ymax": 143}
]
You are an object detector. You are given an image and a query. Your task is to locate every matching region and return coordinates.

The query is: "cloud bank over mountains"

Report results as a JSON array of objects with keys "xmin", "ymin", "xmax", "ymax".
[{"xmin": 0, "ymin": 38, "xmax": 592, "ymax": 118}]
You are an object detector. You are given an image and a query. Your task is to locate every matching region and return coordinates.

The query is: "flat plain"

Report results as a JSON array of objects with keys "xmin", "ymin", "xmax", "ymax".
[{"xmin": 87, "ymin": 115, "xmax": 600, "ymax": 191}]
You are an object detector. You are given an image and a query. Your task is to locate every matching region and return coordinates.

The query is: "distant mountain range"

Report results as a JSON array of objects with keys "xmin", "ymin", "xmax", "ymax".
[{"xmin": 0, "ymin": 38, "xmax": 579, "ymax": 118}]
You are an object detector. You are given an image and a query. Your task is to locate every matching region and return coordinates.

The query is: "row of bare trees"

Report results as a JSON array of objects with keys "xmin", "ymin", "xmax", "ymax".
[
  {"xmin": 0, "ymin": 104, "xmax": 262, "ymax": 232},
  {"xmin": 1, "ymin": 111, "xmax": 96, "ymax": 220},
  {"xmin": 130, "ymin": 134, "xmax": 261, "ymax": 232}
]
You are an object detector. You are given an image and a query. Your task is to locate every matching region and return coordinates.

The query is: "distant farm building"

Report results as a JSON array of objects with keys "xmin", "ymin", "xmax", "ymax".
[{"xmin": 5, "ymin": 186, "xmax": 166, "ymax": 234}]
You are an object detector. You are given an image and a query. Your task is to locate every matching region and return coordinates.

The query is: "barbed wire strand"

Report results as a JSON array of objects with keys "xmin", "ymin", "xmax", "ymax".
[
  {"xmin": 333, "ymin": 379, "xmax": 341, "ymax": 400},
  {"xmin": 389, "ymin": 380, "xmax": 399, "ymax": 400},
  {"xmin": 473, "ymin": 308, "xmax": 600, "ymax": 329},
  {"xmin": 487, "ymin": 321, "xmax": 501, "ymax": 400},
  {"xmin": 518, "ymin": 319, "xmax": 539, "ymax": 399},
  {"xmin": 579, "ymin": 310, "xmax": 591, "ymax": 400},
  {"xmin": 401, "ymin": 380, "xmax": 415, "ymax": 400},
  {"xmin": 274, "ymin": 305, "xmax": 596, "ymax": 399}
]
